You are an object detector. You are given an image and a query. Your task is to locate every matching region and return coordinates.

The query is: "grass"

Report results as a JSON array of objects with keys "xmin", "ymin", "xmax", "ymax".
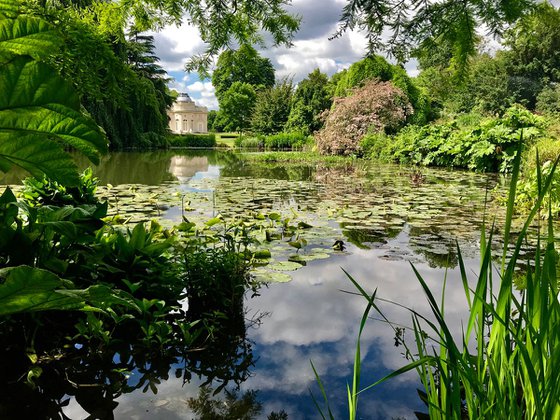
[
  {"xmin": 314, "ymin": 140, "xmax": 560, "ymax": 418},
  {"xmin": 241, "ymin": 151, "xmax": 357, "ymax": 165},
  {"xmin": 215, "ymin": 132, "xmax": 240, "ymax": 148}
]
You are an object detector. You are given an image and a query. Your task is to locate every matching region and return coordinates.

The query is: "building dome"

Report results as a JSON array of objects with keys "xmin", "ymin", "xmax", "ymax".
[{"xmin": 176, "ymin": 93, "xmax": 193, "ymax": 103}]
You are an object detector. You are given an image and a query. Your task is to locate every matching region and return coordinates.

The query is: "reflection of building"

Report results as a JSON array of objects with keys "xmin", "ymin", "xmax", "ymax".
[
  {"xmin": 168, "ymin": 156, "xmax": 209, "ymax": 179},
  {"xmin": 168, "ymin": 93, "xmax": 208, "ymax": 134}
]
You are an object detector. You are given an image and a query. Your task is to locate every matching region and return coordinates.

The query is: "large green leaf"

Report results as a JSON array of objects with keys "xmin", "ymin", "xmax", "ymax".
[
  {"xmin": 0, "ymin": 265, "xmax": 85, "ymax": 315},
  {"xmin": 0, "ymin": 0, "xmax": 19, "ymax": 19},
  {"xmin": 0, "ymin": 15, "xmax": 60, "ymax": 59},
  {"xmin": 0, "ymin": 56, "xmax": 107, "ymax": 185},
  {"xmin": 0, "ymin": 266, "xmax": 140, "ymax": 316}
]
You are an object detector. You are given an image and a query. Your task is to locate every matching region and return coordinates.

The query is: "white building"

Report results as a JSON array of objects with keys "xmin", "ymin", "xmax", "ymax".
[{"xmin": 167, "ymin": 93, "xmax": 208, "ymax": 134}]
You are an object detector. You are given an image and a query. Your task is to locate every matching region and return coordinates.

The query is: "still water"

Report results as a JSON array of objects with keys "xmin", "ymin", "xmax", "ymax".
[{"xmin": 1, "ymin": 150, "xmax": 509, "ymax": 419}]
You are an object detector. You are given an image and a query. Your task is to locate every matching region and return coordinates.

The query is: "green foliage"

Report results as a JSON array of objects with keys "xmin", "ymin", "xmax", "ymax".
[
  {"xmin": 286, "ymin": 68, "xmax": 332, "ymax": 135},
  {"xmin": 503, "ymin": 3, "xmax": 560, "ymax": 108},
  {"xmin": 235, "ymin": 132, "xmax": 311, "ymax": 150},
  {"xmin": 207, "ymin": 109, "xmax": 218, "ymax": 131},
  {"xmin": 211, "ymin": 45, "xmax": 275, "ymax": 101},
  {"xmin": 536, "ymin": 84, "xmax": 560, "ymax": 115},
  {"xmin": 251, "ymin": 78, "xmax": 294, "ymax": 135},
  {"xmin": 374, "ymin": 106, "xmax": 545, "ymax": 172},
  {"xmin": 0, "ymin": 3, "xmax": 107, "ymax": 185},
  {"xmin": 335, "ymin": 0, "xmax": 534, "ymax": 73},
  {"xmin": 219, "ymin": 82, "xmax": 257, "ymax": 133},
  {"xmin": 263, "ymin": 132, "xmax": 310, "ymax": 149},
  {"xmin": 22, "ymin": 168, "xmax": 99, "ymax": 206},
  {"xmin": 517, "ymin": 137, "xmax": 560, "ymax": 215},
  {"xmin": 418, "ymin": 51, "xmax": 515, "ymax": 116},
  {"xmin": 168, "ymin": 133, "xmax": 217, "ymax": 148}
]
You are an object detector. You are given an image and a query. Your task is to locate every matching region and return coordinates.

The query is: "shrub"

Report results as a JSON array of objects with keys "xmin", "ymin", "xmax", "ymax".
[
  {"xmin": 263, "ymin": 132, "xmax": 310, "ymax": 149},
  {"xmin": 359, "ymin": 132, "xmax": 392, "ymax": 161},
  {"xmin": 168, "ymin": 133, "xmax": 217, "ymax": 148},
  {"xmin": 235, "ymin": 132, "xmax": 312, "ymax": 150},
  {"xmin": 315, "ymin": 80, "xmax": 413, "ymax": 155},
  {"xmin": 235, "ymin": 135, "xmax": 264, "ymax": 148},
  {"xmin": 375, "ymin": 106, "xmax": 546, "ymax": 172},
  {"xmin": 536, "ymin": 84, "xmax": 560, "ymax": 115}
]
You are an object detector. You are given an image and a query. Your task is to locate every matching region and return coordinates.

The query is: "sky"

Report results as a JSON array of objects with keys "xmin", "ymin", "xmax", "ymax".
[{"xmin": 150, "ymin": 0, "xmax": 418, "ymax": 110}]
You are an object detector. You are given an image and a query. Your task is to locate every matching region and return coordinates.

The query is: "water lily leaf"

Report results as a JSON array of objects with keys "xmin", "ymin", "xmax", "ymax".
[
  {"xmin": 177, "ymin": 221, "xmax": 196, "ymax": 232},
  {"xmin": 297, "ymin": 221, "xmax": 313, "ymax": 229},
  {"xmin": 205, "ymin": 216, "xmax": 222, "ymax": 227},
  {"xmin": 269, "ymin": 261, "xmax": 302, "ymax": 271},
  {"xmin": 252, "ymin": 249, "xmax": 272, "ymax": 259},
  {"xmin": 253, "ymin": 270, "xmax": 292, "ymax": 283}
]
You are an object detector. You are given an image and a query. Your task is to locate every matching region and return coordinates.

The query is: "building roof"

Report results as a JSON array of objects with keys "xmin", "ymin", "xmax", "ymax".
[{"xmin": 176, "ymin": 92, "xmax": 193, "ymax": 103}]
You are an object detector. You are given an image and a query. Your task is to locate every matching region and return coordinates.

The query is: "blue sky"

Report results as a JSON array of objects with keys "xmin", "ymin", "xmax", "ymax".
[{"xmin": 150, "ymin": 0, "xmax": 417, "ymax": 110}]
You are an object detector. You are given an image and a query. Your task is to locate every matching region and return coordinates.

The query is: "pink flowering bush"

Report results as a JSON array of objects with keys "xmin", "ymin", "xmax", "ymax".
[{"xmin": 315, "ymin": 80, "xmax": 413, "ymax": 155}]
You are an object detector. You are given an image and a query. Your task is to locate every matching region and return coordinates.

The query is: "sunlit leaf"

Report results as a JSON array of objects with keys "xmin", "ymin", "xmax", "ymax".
[{"xmin": 0, "ymin": 56, "xmax": 107, "ymax": 185}]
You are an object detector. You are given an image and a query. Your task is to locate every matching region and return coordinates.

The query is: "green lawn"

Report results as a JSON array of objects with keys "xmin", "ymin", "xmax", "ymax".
[{"xmin": 215, "ymin": 132, "xmax": 239, "ymax": 147}]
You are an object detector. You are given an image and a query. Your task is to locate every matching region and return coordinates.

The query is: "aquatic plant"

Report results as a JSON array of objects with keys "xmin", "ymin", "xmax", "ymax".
[{"xmin": 317, "ymin": 142, "xmax": 560, "ymax": 418}]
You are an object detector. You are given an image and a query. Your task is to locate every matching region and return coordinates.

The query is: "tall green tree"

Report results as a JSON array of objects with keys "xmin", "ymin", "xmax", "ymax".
[
  {"xmin": 251, "ymin": 78, "xmax": 293, "ymax": 135},
  {"xmin": 332, "ymin": 55, "xmax": 431, "ymax": 125},
  {"xmin": 286, "ymin": 69, "xmax": 331, "ymax": 135},
  {"xmin": 212, "ymin": 45, "xmax": 275, "ymax": 101},
  {"xmin": 503, "ymin": 2, "xmax": 560, "ymax": 108},
  {"xmin": 220, "ymin": 82, "xmax": 257, "ymax": 133}
]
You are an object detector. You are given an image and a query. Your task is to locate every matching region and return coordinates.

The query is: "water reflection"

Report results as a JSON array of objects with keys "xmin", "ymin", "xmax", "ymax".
[{"xmin": 1, "ymin": 150, "xmax": 513, "ymax": 418}]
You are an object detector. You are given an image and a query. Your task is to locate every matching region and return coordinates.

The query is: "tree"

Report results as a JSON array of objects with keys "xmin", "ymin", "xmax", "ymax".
[
  {"xmin": 417, "ymin": 51, "xmax": 514, "ymax": 115},
  {"xmin": 212, "ymin": 45, "xmax": 275, "ymax": 101},
  {"xmin": 315, "ymin": 80, "xmax": 412, "ymax": 155},
  {"xmin": 23, "ymin": 0, "xmax": 298, "ymax": 148},
  {"xmin": 335, "ymin": 0, "xmax": 536, "ymax": 70},
  {"xmin": 207, "ymin": 110, "xmax": 218, "ymax": 131},
  {"xmin": 332, "ymin": 55, "xmax": 431, "ymax": 125},
  {"xmin": 251, "ymin": 78, "xmax": 294, "ymax": 135},
  {"xmin": 285, "ymin": 69, "xmax": 332, "ymax": 135},
  {"xmin": 219, "ymin": 82, "xmax": 257, "ymax": 133},
  {"xmin": 503, "ymin": 2, "xmax": 560, "ymax": 108}
]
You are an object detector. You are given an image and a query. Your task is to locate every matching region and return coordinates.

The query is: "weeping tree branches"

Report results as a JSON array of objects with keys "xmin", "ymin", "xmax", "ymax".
[{"xmin": 334, "ymin": 0, "xmax": 536, "ymax": 71}]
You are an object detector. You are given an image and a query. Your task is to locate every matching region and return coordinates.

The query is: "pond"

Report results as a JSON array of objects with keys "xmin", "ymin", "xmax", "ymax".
[{"xmin": 1, "ymin": 150, "xmax": 518, "ymax": 419}]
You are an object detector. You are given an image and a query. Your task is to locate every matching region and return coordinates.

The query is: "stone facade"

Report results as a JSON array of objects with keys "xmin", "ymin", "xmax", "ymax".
[{"xmin": 167, "ymin": 93, "xmax": 208, "ymax": 134}]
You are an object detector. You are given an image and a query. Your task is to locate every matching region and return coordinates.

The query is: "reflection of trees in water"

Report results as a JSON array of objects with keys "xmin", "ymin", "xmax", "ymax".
[
  {"xmin": 220, "ymin": 161, "xmax": 315, "ymax": 181},
  {"xmin": 314, "ymin": 164, "xmax": 496, "ymax": 267},
  {"xmin": 0, "ymin": 313, "xmax": 179, "ymax": 419},
  {"xmin": 188, "ymin": 386, "xmax": 288, "ymax": 420}
]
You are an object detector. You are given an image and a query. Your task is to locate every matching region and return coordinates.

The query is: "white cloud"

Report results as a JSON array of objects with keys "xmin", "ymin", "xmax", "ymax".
[
  {"xmin": 150, "ymin": 24, "xmax": 206, "ymax": 72},
  {"xmin": 187, "ymin": 81, "xmax": 214, "ymax": 92}
]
